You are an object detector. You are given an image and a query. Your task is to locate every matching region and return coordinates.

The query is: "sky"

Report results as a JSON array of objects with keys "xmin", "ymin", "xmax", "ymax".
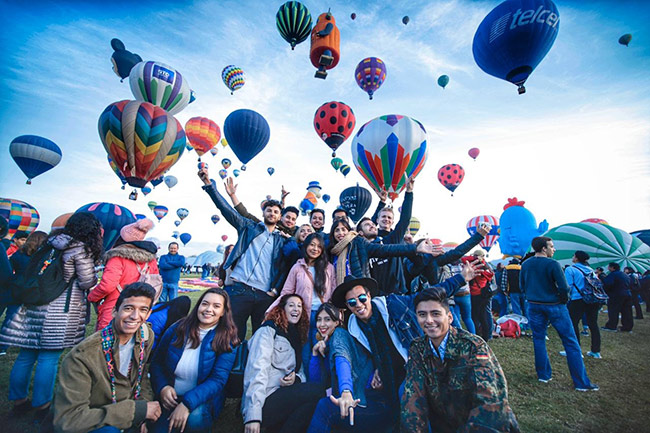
[{"xmin": 1, "ymin": 0, "xmax": 649, "ymax": 259}]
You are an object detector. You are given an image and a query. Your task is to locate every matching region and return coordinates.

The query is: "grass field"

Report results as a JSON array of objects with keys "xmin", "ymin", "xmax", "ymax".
[{"xmin": 1, "ymin": 288, "xmax": 649, "ymax": 432}]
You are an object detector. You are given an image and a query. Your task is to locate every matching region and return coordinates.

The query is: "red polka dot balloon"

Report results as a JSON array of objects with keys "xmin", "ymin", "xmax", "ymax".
[
  {"xmin": 313, "ymin": 101, "xmax": 356, "ymax": 157},
  {"xmin": 437, "ymin": 164, "xmax": 465, "ymax": 195}
]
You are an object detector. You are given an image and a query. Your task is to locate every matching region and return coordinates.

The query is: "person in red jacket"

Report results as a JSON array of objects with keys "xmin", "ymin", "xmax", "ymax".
[
  {"xmin": 88, "ymin": 219, "xmax": 159, "ymax": 330},
  {"xmin": 462, "ymin": 250, "xmax": 495, "ymax": 341}
]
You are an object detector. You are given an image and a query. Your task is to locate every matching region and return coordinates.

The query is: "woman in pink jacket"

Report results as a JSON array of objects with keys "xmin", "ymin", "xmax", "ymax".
[{"xmin": 268, "ymin": 233, "xmax": 335, "ymax": 377}]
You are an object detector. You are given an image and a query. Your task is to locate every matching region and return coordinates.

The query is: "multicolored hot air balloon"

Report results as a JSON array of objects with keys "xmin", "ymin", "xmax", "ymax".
[
  {"xmin": 473, "ymin": 0, "xmax": 560, "ymax": 94},
  {"xmin": 180, "ymin": 233, "xmax": 192, "ymax": 246},
  {"xmin": 619, "ymin": 33, "xmax": 632, "ymax": 46},
  {"xmin": 437, "ymin": 164, "xmax": 465, "ymax": 195},
  {"xmin": 408, "ymin": 217, "xmax": 420, "ymax": 236},
  {"xmin": 10, "ymin": 135, "xmax": 62, "ymax": 184},
  {"xmin": 153, "ymin": 205, "xmax": 168, "ymax": 221},
  {"xmin": 221, "ymin": 65, "xmax": 245, "ymax": 94},
  {"xmin": 185, "ymin": 117, "xmax": 221, "ymax": 159},
  {"xmin": 218, "ymin": 169, "xmax": 228, "ymax": 179},
  {"xmin": 110, "ymin": 38, "xmax": 142, "ymax": 81},
  {"xmin": 51, "ymin": 212, "xmax": 73, "ymax": 231},
  {"xmin": 437, "ymin": 75, "xmax": 449, "ymax": 89},
  {"xmin": 223, "ymin": 109, "xmax": 270, "ymax": 168},
  {"xmin": 210, "ymin": 148, "xmax": 219, "ymax": 156},
  {"xmin": 351, "ymin": 115, "xmax": 428, "ymax": 201},
  {"xmin": 339, "ymin": 185, "xmax": 372, "ymax": 223},
  {"xmin": 581, "ymin": 218, "xmax": 609, "ymax": 225},
  {"xmin": 267, "ymin": 167, "xmax": 275, "ymax": 176},
  {"xmin": 108, "ymin": 155, "xmax": 128, "ymax": 189},
  {"xmin": 339, "ymin": 164, "xmax": 350, "ymax": 177},
  {"xmin": 164, "ymin": 175, "xmax": 177, "ymax": 190},
  {"xmin": 211, "ymin": 214, "xmax": 220, "ymax": 224},
  {"xmin": 177, "ymin": 208, "xmax": 189, "ymax": 221},
  {"xmin": 198, "ymin": 162, "xmax": 208, "ymax": 170},
  {"xmin": 314, "ymin": 101, "xmax": 356, "ymax": 156},
  {"xmin": 466, "ymin": 215, "xmax": 500, "ymax": 252},
  {"xmin": 99, "ymin": 100, "xmax": 186, "ymax": 188},
  {"xmin": 129, "ymin": 61, "xmax": 191, "ymax": 114},
  {"xmin": 331, "ymin": 157, "xmax": 343, "ymax": 171},
  {"xmin": 0, "ymin": 198, "xmax": 40, "ymax": 239},
  {"xmin": 468, "ymin": 148, "xmax": 480, "ymax": 160},
  {"xmin": 147, "ymin": 201, "xmax": 157, "ymax": 211},
  {"xmin": 75, "ymin": 202, "xmax": 136, "ymax": 250},
  {"xmin": 354, "ymin": 57, "xmax": 387, "ymax": 100},
  {"xmin": 442, "ymin": 241, "xmax": 459, "ymax": 252},
  {"xmin": 276, "ymin": 1, "xmax": 312, "ymax": 50}
]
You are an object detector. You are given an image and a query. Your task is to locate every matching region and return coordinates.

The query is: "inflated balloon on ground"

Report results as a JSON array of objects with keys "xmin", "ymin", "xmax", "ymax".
[{"xmin": 75, "ymin": 202, "xmax": 135, "ymax": 250}]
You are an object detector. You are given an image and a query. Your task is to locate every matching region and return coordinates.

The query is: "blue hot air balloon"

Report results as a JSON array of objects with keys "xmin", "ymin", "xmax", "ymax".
[
  {"xmin": 322, "ymin": 194, "xmax": 331, "ymax": 203},
  {"xmin": 135, "ymin": 213, "xmax": 147, "ymax": 220},
  {"xmin": 180, "ymin": 233, "xmax": 192, "ymax": 246},
  {"xmin": 472, "ymin": 0, "xmax": 560, "ymax": 94},
  {"xmin": 75, "ymin": 202, "xmax": 136, "ymax": 250},
  {"xmin": 223, "ymin": 109, "xmax": 270, "ymax": 168},
  {"xmin": 150, "ymin": 176, "xmax": 164, "ymax": 188},
  {"xmin": 10, "ymin": 135, "xmax": 63, "ymax": 184},
  {"xmin": 339, "ymin": 184, "xmax": 372, "ymax": 223}
]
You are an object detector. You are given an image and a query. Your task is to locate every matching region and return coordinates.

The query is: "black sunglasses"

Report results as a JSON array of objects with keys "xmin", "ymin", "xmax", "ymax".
[{"xmin": 346, "ymin": 294, "xmax": 369, "ymax": 308}]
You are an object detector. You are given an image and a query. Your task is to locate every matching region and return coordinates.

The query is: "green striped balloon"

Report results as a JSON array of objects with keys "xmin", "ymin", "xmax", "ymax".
[
  {"xmin": 545, "ymin": 222, "xmax": 650, "ymax": 272},
  {"xmin": 276, "ymin": 1, "xmax": 312, "ymax": 50}
]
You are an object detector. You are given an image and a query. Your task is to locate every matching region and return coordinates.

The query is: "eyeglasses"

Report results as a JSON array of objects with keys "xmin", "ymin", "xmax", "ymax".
[{"xmin": 346, "ymin": 294, "xmax": 368, "ymax": 308}]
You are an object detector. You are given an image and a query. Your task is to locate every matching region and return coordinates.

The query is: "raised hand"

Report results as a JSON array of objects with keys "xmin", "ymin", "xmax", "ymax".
[
  {"xmin": 477, "ymin": 222, "xmax": 492, "ymax": 237},
  {"xmin": 225, "ymin": 177, "xmax": 238, "ymax": 196}
]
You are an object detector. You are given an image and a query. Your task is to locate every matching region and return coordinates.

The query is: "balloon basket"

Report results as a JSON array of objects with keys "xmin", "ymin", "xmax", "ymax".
[
  {"xmin": 26, "ymin": 179, "xmax": 32, "ymax": 185},
  {"xmin": 518, "ymin": 85, "xmax": 526, "ymax": 95}
]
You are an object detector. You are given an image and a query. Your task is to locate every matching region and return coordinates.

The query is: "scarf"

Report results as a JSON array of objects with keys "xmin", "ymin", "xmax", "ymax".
[
  {"xmin": 101, "ymin": 323, "xmax": 146, "ymax": 404},
  {"xmin": 330, "ymin": 231, "xmax": 358, "ymax": 286}
]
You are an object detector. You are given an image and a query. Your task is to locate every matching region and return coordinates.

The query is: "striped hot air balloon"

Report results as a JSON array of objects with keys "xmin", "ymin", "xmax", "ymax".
[
  {"xmin": 10, "ymin": 135, "xmax": 62, "ymax": 184},
  {"xmin": 466, "ymin": 215, "xmax": 500, "ymax": 252},
  {"xmin": 75, "ymin": 202, "xmax": 136, "ymax": 250},
  {"xmin": 442, "ymin": 242, "xmax": 459, "ymax": 252},
  {"xmin": 98, "ymin": 100, "xmax": 186, "ymax": 188},
  {"xmin": 354, "ymin": 57, "xmax": 387, "ymax": 100},
  {"xmin": 0, "ymin": 198, "xmax": 40, "ymax": 239},
  {"xmin": 107, "ymin": 155, "xmax": 128, "ymax": 189},
  {"xmin": 545, "ymin": 222, "xmax": 650, "ymax": 272},
  {"xmin": 153, "ymin": 205, "xmax": 169, "ymax": 221},
  {"xmin": 129, "ymin": 61, "xmax": 191, "ymax": 115},
  {"xmin": 276, "ymin": 1, "xmax": 312, "ymax": 50},
  {"xmin": 408, "ymin": 217, "xmax": 420, "ymax": 236},
  {"xmin": 222, "ymin": 65, "xmax": 245, "ymax": 94},
  {"xmin": 185, "ymin": 117, "xmax": 221, "ymax": 158}
]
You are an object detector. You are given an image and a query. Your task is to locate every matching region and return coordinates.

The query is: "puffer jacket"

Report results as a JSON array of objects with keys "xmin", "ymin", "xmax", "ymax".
[
  {"xmin": 267, "ymin": 258, "xmax": 336, "ymax": 313},
  {"xmin": 0, "ymin": 234, "xmax": 98, "ymax": 349},
  {"xmin": 88, "ymin": 243, "xmax": 159, "ymax": 330},
  {"xmin": 339, "ymin": 236, "xmax": 418, "ymax": 281}
]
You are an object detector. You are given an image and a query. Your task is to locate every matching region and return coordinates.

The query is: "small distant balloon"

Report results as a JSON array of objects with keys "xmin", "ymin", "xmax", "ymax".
[
  {"xmin": 172, "ymin": 231, "xmax": 179, "ymax": 239},
  {"xmin": 340, "ymin": 164, "xmax": 350, "ymax": 177},
  {"xmin": 331, "ymin": 157, "xmax": 343, "ymax": 171},
  {"xmin": 147, "ymin": 201, "xmax": 157, "ymax": 211},
  {"xmin": 618, "ymin": 33, "xmax": 632, "ymax": 46},
  {"xmin": 198, "ymin": 162, "xmax": 208, "ymax": 170},
  {"xmin": 164, "ymin": 175, "xmax": 178, "ymax": 190},
  {"xmin": 222, "ymin": 65, "xmax": 245, "ymax": 94},
  {"xmin": 233, "ymin": 169, "xmax": 241, "ymax": 177},
  {"xmin": 135, "ymin": 214, "xmax": 146, "ymax": 220},
  {"xmin": 221, "ymin": 158, "xmax": 231, "ymax": 169},
  {"xmin": 176, "ymin": 208, "xmax": 189, "ymax": 221},
  {"xmin": 221, "ymin": 235, "xmax": 228, "ymax": 242},
  {"xmin": 221, "ymin": 138, "xmax": 228, "ymax": 147},
  {"xmin": 241, "ymin": 165, "xmax": 247, "ymax": 171},
  {"xmin": 351, "ymin": 13, "xmax": 356, "ymax": 20},
  {"xmin": 218, "ymin": 169, "xmax": 228, "ymax": 179},
  {"xmin": 179, "ymin": 233, "xmax": 191, "ymax": 246},
  {"xmin": 468, "ymin": 148, "xmax": 480, "ymax": 160},
  {"xmin": 10, "ymin": 135, "xmax": 63, "ymax": 184},
  {"xmin": 150, "ymin": 177, "xmax": 164, "ymax": 188},
  {"xmin": 210, "ymin": 148, "xmax": 219, "ymax": 156},
  {"xmin": 153, "ymin": 205, "xmax": 168, "ymax": 221},
  {"xmin": 437, "ymin": 75, "xmax": 449, "ymax": 89},
  {"xmin": 211, "ymin": 214, "xmax": 220, "ymax": 224},
  {"xmin": 267, "ymin": 167, "xmax": 275, "ymax": 176},
  {"xmin": 322, "ymin": 194, "xmax": 330, "ymax": 203},
  {"xmin": 437, "ymin": 164, "xmax": 465, "ymax": 195},
  {"xmin": 402, "ymin": 16, "xmax": 410, "ymax": 25},
  {"xmin": 174, "ymin": 220, "xmax": 181, "ymax": 227},
  {"xmin": 141, "ymin": 185, "xmax": 152, "ymax": 196}
]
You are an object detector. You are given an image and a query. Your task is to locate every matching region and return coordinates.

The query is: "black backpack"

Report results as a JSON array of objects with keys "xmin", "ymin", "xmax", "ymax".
[{"xmin": 11, "ymin": 245, "xmax": 76, "ymax": 312}]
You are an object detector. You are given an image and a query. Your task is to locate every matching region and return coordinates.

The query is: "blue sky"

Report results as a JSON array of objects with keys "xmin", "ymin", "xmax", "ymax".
[{"xmin": 1, "ymin": 0, "xmax": 649, "ymax": 257}]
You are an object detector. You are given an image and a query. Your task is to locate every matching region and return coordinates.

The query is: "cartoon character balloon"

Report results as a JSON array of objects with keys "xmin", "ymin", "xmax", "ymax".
[
  {"xmin": 10, "ymin": 135, "xmax": 62, "ymax": 184},
  {"xmin": 437, "ymin": 75, "xmax": 449, "ymax": 89},
  {"xmin": 185, "ymin": 117, "xmax": 221, "ymax": 159},
  {"xmin": 223, "ymin": 109, "xmax": 270, "ymax": 168},
  {"xmin": 276, "ymin": 1, "xmax": 312, "ymax": 50},
  {"xmin": 352, "ymin": 115, "xmax": 428, "ymax": 201},
  {"xmin": 339, "ymin": 184, "xmax": 372, "ymax": 223},
  {"xmin": 306, "ymin": 181, "xmax": 322, "ymax": 198},
  {"xmin": 177, "ymin": 208, "xmax": 189, "ymax": 221},
  {"xmin": 110, "ymin": 38, "xmax": 142, "ymax": 81},
  {"xmin": 314, "ymin": 101, "xmax": 356, "ymax": 156},
  {"xmin": 218, "ymin": 169, "xmax": 228, "ymax": 179},
  {"xmin": 466, "ymin": 215, "xmax": 500, "ymax": 252},
  {"xmin": 153, "ymin": 205, "xmax": 168, "ymax": 221},
  {"xmin": 75, "ymin": 202, "xmax": 136, "ymax": 250},
  {"xmin": 437, "ymin": 164, "xmax": 465, "ymax": 195},
  {"xmin": 164, "ymin": 175, "xmax": 178, "ymax": 190},
  {"xmin": 310, "ymin": 11, "xmax": 340, "ymax": 79},
  {"xmin": 99, "ymin": 100, "xmax": 186, "ymax": 188},
  {"xmin": 468, "ymin": 148, "xmax": 480, "ymax": 160},
  {"xmin": 129, "ymin": 61, "xmax": 192, "ymax": 114},
  {"xmin": 221, "ymin": 65, "xmax": 245, "ymax": 95},
  {"xmin": 498, "ymin": 197, "xmax": 549, "ymax": 258},
  {"xmin": 408, "ymin": 217, "xmax": 420, "ymax": 236},
  {"xmin": 179, "ymin": 233, "xmax": 192, "ymax": 246},
  {"xmin": 299, "ymin": 191, "xmax": 318, "ymax": 215},
  {"xmin": 211, "ymin": 214, "xmax": 221, "ymax": 224},
  {"xmin": 473, "ymin": 0, "xmax": 560, "ymax": 94},
  {"xmin": 0, "ymin": 198, "xmax": 40, "ymax": 239},
  {"xmin": 355, "ymin": 57, "xmax": 387, "ymax": 100}
]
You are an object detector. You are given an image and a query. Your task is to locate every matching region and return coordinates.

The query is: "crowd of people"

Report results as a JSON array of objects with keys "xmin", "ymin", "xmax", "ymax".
[{"xmin": 0, "ymin": 168, "xmax": 649, "ymax": 433}]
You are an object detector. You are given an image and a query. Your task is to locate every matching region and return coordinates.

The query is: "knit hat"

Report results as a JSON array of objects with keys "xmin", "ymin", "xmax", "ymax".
[{"xmin": 120, "ymin": 219, "xmax": 154, "ymax": 242}]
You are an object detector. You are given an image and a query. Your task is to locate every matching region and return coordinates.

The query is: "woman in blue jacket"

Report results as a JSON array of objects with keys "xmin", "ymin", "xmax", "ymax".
[{"xmin": 150, "ymin": 287, "xmax": 240, "ymax": 432}]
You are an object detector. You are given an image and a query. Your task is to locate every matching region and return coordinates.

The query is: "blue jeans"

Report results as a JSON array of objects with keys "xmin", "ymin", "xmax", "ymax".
[
  {"xmin": 302, "ymin": 311, "xmax": 319, "ymax": 378},
  {"xmin": 151, "ymin": 403, "xmax": 213, "ymax": 433},
  {"xmin": 510, "ymin": 293, "xmax": 530, "ymax": 331},
  {"xmin": 493, "ymin": 292, "xmax": 509, "ymax": 317},
  {"xmin": 9, "ymin": 348, "xmax": 64, "ymax": 407},
  {"xmin": 528, "ymin": 303, "xmax": 594, "ymax": 389},
  {"xmin": 451, "ymin": 295, "xmax": 475, "ymax": 334},
  {"xmin": 160, "ymin": 283, "xmax": 179, "ymax": 303}
]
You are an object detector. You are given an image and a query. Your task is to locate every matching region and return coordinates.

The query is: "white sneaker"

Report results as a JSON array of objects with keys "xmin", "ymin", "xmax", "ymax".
[{"xmin": 559, "ymin": 350, "xmax": 583, "ymax": 358}]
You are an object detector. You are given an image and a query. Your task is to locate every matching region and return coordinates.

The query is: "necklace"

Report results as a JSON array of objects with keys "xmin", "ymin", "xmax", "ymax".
[{"xmin": 101, "ymin": 323, "xmax": 146, "ymax": 403}]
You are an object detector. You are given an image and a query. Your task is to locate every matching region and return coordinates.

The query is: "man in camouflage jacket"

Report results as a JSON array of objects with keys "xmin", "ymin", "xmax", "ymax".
[{"xmin": 401, "ymin": 287, "xmax": 519, "ymax": 433}]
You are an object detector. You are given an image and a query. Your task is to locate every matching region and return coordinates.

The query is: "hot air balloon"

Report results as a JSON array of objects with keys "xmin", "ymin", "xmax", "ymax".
[
  {"xmin": 150, "ymin": 177, "xmax": 164, "ymax": 188},
  {"xmin": 437, "ymin": 164, "xmax": 464, "ymax": 195},
  {"xmin": 129, "ymin": 61, "xmax": 191, "ymax": 114},
  {"xmin": 164, "ymin": 175, "xmax": 178, "ymax": 190},
  {"xmin": 221, "ymin": 138, "xmax": 228, "ymax": 147},
  {"xmin": 437, "ymin": 75, "xmax": 449, "ymax": 89},
  {"xmin": 339, "ymin": 184, "xmax": 372, "ymax": 223},
  {"xmin": 339, "ymin": 164, "xmax": 350, "ymax": 177},
  {"xmin": 10, "ymin": 135, "xmax": 62, "ymax": 184},
  {"xmin": 153, "ymin": 205, "xmax": 168, "ymax": 221},
  {"xmin": 177, "ymin": 208, "xmax": 189, "ymax": 221},
  {"xmin": 174, "ymin": 220, "xmax": 181, "ymax": 227},
  {"xmin": 172, "ymin": 231, "xmax": 180, "ymax": 239},
  {"xmin": 198, "ymin": 162, "xmax": 208, "ymax": 171},
  {"xmin": 99, "ymin": 100, "xmax": 186, "ymax": 188},
  {"xmin": 51, "ymin": 212, "xmax": 73, "ymax": 232},
  {"xmin": 442, "ymin": 241, "xmax": 459, "ymax": 252},
  {"xmin": 135, "ymin": 213, "xmax": 147, "ymax": 220},
  {"xmin": 314, "ymin": 101, "xmax": 356, "ymax": 156},
  {"xmin": 221, "ymin": 235, "xmax": 228, "ymax": 242},
  {"xmin": 468, "ymin": 147, "xmax": 480, "ymax": 160},
  {"xmin": 108, "ymin": 155, "xmax": 128, "ymax": 189},
  {"xmin": 180, "ymin": 233, "xmax": 192, "ymax": 246},
  {"xmin": 351, "ymin": 115, "xmax": 428, "ymax": 201},
  {"xmin": 581, "ymin": 218, "xmax": 609, "ymax": 225},
  {"xmin": 310, "ymin": 11, "xmax": 341, "ymax": 79},
  {"xmin": 141, "ymin": 185, "xmax": 152, "ymax": 196},
  {"xmin": 221, "ymin": 65, "xmax": 245, "ymax": 94},
  {"xmin": 185, "ymin": 117, "xmax": 221, "ymax": 159},
  {"xmin": 218, "ymin": 169, "xmax": 228, "ymax": 179},
  {"xmin": 299, "ymin": 191, "xmax": 318, "ymax": 215},
  {"xmin": 472, "ymin": 0, "xmax": 560, "ymax": 94},
  {"xmin": 408, "ymin": 217, "xmax": 420, "ymax": 236},
  {"xmin": 75, "ymin": 202, "xmax": 136, "ymax": 250},
  {"xmin": 147, "ymin": 201, "xmax": 157, "ymax": 211},
  {"xmin": 267, "ymin": 167, "xmax": 275, "ymax": 176},
  {"xmin": 355, "ymin": 57, "xmax": 387, "ymax": 100},
  {"xmin": 322, "ymin": 194, "xmax": 330, "ymax": 203},
  {"xmin": 211, "ymin": 215, "xmax": 221, "ymax": 224},
  {"xmin": 466, "ymin": 215, "xmax": 500, "ymax": 252},
  {"xmin": 631, "ymin": 230, "xmax": 650, "ymax": 248},
  {"xmin": 110, "ymin": 38, "xmax": 142, "ymax": 81},
  {"xmin": 0, "ymin": 198, "xmax": 40, "ymax": 239},
  {"xmin": 331, "ymin": 157, "xmax": 343, "ymax": 171},
  {"xmin": 402, "ymin": 16, "xmax": 410, "ymax": 25},
  {"xmin": 499, "ymin": 197, "xmax": 548, "ymax": 258},
  {"xmin": 233, "ymin": 169, "xmax": 241, "ymax": 177},
  {"xmin": 619, "ymin": 33, "xmax": 632, "ymax": 46},
  {"xmin": 210, "ymin": 148, "xmax": 219, "ymax": 157},
  {"xmin": 223, "ymin": 109, "xmax": 270, "ymax": 167},
  {"xmin": 276, "ymin": 1, "xmax": 312, "ymax": 50},
  {"xmin": 350, "ymin": 13, "xmax": 356, "ymax": 20}
]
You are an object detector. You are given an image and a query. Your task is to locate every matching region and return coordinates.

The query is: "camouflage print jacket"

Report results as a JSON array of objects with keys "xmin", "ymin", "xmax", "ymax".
[{"xmin": 401, "ymin": 328, "xmax": 520, "ymax": 433}]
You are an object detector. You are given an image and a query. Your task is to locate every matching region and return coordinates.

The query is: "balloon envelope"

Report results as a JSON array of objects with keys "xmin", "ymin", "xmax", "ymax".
[
  {"xmin": 339, "ymin": 185, "xmax": 372, "ymax": 223},
  {"xmin": 211, "ymin": 215, "xmax": 221, "ymax": 224},
  {"xmin": 110, "ymin": 38, "xmax": 142, "ymax": 80},
  {"xmin": 340, "ymin": 164, "xmax": 351, "ymax": 177},
  {"xmin": 51, "ymin": 212, "xmax": 73, "ymax": 231},
  {"xmin": 164, "ymin": 175, "xmax": 178, "ymax": 189},
  {"xmin": 466, "ymin": 215, "xmax": 500, "ymax": 251},
  {"xmin": 10, "ymin": 135, "xmax": 62, "ymax": 184},
  {"xmin": 185, "ymin": 117, "xmax": 221, "ymax": 157},
  {"xmin": 276, "ymin": 1, "xmax": 312, "ymax": 49},
  {"xmin": 177, "ymin": 208, "xmax": 189, "ymax": 220},
  {"xmin": 631, "ymin": 230, "xmax": 650, "ymax": 248},
  {"xmin": 267, "ymin": 167, "xmax": 275, "ymax": 176},
  {"xmin": 75, "ymin": 202, "xmax": 135, "ymax": 250},
  {"xmin": 437, "ymin": 75, "xmax": 449, "ymax": 89},
  {"xmin": 180, "ymin": 233, "xmax": 192, "ymax": 246},
  {"xmin": 147, "ymin": 201, "xmax": 157, "ymax": 211},
  {"xmin": 322, "ymin": 194, "xmax": 330, "ymax": 203},
  {"xmin": 221, "ymin": 65, "xmax": 245, "ymax": 94},
  {"xmin": 402, "ymin": 16, "xmax": 410, "ymax": 25},
  {"xmin": 223, "ymin": 109, "xmax": 270, "ymax": 165},
  {"xmin": 331, "ymin": 157, "xmax": 343, "ymax": 171},
  {"xmin": 0, "ymin": 198, "xmax": 40, "ymax": 239},
  {"xmin": 314, "ymin": 101, "xmax": 356, "ymax": 155},
  {"xmin": 619, "ymin": 33, "xmax": 632, "ymax": 46},
  {"xmin": 437, "ymin": 164, "xmax": 465, "ymax": 193},
  {"xmin": 354, "ymin": 57, "xmax": 387, "ymax": 100},
  {"xmin": 174, "ymin": 220, "xmax": 181, "ymax": 227},
  {"xmin": 153, "ymin": 205, "xmax": 168, "ymax": 221},
  {"xmin": 221, "ymin": 235, "xmax": 228, "ymax": 242},
  {"xmin": 408, "ymin": 217, "xmax": 420, "ymax": 236},
  {"xmin": 468, "ymin": 148, "xmax": 480, "ymax": 160},
  {"xmin": 581, "ymin": 218, "xmax": 608, "ymax": 225},
  {"xmin": 129, "ymin": 61, "xmax": 191, "ymax": 115},
  {"xmin": 218, "ymin": 169, "xmax": 228, "ymax": 179}
]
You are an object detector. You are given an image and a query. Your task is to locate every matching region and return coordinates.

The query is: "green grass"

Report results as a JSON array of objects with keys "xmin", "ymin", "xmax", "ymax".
[{"xmin": 1, "ymin": 292, "xmax": 649, "ymax": 432}]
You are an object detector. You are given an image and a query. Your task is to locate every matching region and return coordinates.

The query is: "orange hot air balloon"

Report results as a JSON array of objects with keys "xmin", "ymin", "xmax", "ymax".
[
  {"xmin": 310, "ymin": 11, "xmax": 340, "ymax": 79},
  {"xmin": 51, "ymin": 212, "xmax": 73, "ymax": 231},
  {"xmin": 185, "ymin": 117, "xmax": 221, "ymax": 159}
]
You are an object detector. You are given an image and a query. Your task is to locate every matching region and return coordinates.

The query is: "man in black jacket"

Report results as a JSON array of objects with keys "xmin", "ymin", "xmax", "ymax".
[{"xmin": 602, "ymin": 262, "xmax": 633, "ymax": 332}]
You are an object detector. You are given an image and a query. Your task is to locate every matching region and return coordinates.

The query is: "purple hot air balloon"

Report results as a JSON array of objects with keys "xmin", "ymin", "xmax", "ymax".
[{"xmin": 354, "ymin": 57, "xmax": 387, "ymax": 100}]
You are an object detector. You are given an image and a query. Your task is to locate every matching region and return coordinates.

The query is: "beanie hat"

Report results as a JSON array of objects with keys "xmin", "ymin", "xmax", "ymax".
[
  {"xmin": 120, "ymin": 219, "xmax": 154, "ymax": 242},
  {"xmin": 574, "ymin": 250, "xmax": 590, "ymax": 262}
]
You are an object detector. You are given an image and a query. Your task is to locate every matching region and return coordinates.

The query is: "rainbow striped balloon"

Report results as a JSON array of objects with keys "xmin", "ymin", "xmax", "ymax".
[
  {"xmin": 0, "ymin": 198, "xmax": 40, "ymax": 239},
  {"xmin": 129, "ymin": 61, "xmax": 191, "ymax": 115},
  {"xmin": 351, "ymin": 115, "xmax": 428, "ymax": 201},
  {"xmin": 107, "ymin": 155, "xmax": 127, "ymax": 188},
  {"xmin": 98, "ymin": 100, "xmax": 186, "ymax": 188},
  {"xmin": 185, "ymin": 117, "xmax": 221, "ymax": 157},
  {"xmin": 222, "ymin": 65, "xmax": 245, "ymax": 94},
  {"xmin": 466, "ymin": 215, "xmax": 500, "ymax": 252}
]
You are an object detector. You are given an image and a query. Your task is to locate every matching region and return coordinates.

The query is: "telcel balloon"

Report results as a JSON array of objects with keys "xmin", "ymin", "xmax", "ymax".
[
  {"xmin": 276, "ymin": 1, "xmax": 312, "ymax": 50},
  {"xmin": 10, "ymin": 135, "xmax": 62, "ymax": 184},
  {"xmin": 437, "ymin": 164, "xmax": 465, "ymax": 195},
  {"xmin": 437, "ymin": 75, "xmax": 449, "ymax": 89},
  {"xmin": 466, "ymin": 215, "xmax": 500, "ymax": 252},
  {"xmin": 314, "ymin": 101, "xmax": 356, "ymax": 156},
  {"xmin": 129, "ymin": 61, "xmax": 191, "ymax": 114},
  {"xmin": 472, "ymin": 0, "xmax": 560, "ymax": 94},
  {"xmin": 75, "ymin": 202, "xmax": 136, "ymax": 250},
  {"xmin": 222, "ymin": 65, "xmax": 245, "ymax": 94},
  {"xmin": 0, "ymin": 198, "xmax": 40, "ymax": 239},
  {"xmin": 355, "ymin": 57, "xmax": 387, "ymax": 100},
  {"xmin": 185, "ymin": 117, "xmax": 221, "ymax": 158},
  {"xmin": 223, "ymin": 109, "xmax": 270, "ymax": 166},
  {"xmin": 177, "ymin": 208, "xmax": 189, "ymax": 220},
  {"xmin": 339, "ymin": 184, "xmax": 372, "ymax": 223},
  {"xmin": 110, "ymin": 38, "xmax": 142, "ymax": 80},
  {"xmin": 164, "ymin": 175, "xmax": 178, "ymax": 190},
  {"xmin": 179, "ymin": 233, "xmax": 192, "ymax": 246},
  {"xmin": 153, "ymin": 205, "xmax": 168, "ymax": 221},
  {"xmin": 468, "ymin": 147, "xmax": 480, "ymax": 160}
]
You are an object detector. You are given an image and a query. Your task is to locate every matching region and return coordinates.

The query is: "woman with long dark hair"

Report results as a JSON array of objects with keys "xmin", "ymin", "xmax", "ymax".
[
  {"xmin": 150, "ymin": 287, "xmax": 240, "ymax": 432},
  {"xmin": 308, "ymin": 303, "xmax": 343, "ymax": 387},
  {"xmin": 243, "ymin": 294, "xmax": 324, "ymax": 433}
]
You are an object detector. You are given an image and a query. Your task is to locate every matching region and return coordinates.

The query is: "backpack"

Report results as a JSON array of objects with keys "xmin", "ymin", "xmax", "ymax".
[
  {"xmin": 498, "ymin": 319, "xmax": 521, "ymax": 338},
  {"xmin": 225, "ymin": 340, "xmax": 249, "ymax": 398},
  {"xmin": 573, "ymin": 266, "xmax": 608, "ymax": 304},
  {"xmin": 10, "ymin": 245, "xmax": 76, "ymax": 312},
  {"xmin": 117, "ymin": 262, "xmax": 163, "ymax": 303}
]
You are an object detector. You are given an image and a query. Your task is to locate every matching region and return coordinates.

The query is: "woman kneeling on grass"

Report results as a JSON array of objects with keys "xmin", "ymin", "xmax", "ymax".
[
  {"xmin": 243, "ymin": 294, "xmax": 325, "ymax": 433},
  {"xmin": 149, "ymin": 288, "xmax": 239, "ymax": 432}
]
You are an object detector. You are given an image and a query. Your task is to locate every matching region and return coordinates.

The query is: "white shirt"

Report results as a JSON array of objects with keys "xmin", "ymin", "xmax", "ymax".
[
  {"xmin": 310, "ymin": 267, "xmax": 322, "ymax": 311},
  {"xmin": 118, "ymin": 337, "xmax": 136, "ymax": 377},
  {"xmin": 174, "ymin": 327, "xmax": 213, "ymax": 396}
]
